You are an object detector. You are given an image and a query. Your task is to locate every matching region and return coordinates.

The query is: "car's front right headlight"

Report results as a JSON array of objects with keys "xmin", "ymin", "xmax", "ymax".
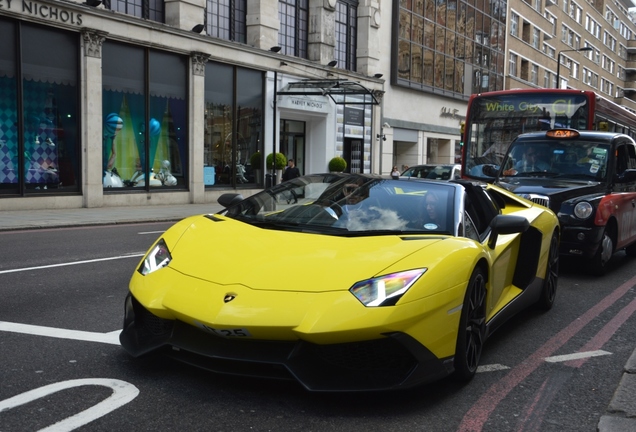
[
  {"xmin": 350, "ymin": 269, "xmax": 426, "ymax": 307},
  {"xmin": 138, "ymin": 238, "xmax": 172, "ymax": 275}
]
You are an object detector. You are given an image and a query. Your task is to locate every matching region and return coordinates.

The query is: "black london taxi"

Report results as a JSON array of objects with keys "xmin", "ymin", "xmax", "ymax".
[{"xmin": 478, "ymin": 129, "xmax": 636, "ymax": 275}]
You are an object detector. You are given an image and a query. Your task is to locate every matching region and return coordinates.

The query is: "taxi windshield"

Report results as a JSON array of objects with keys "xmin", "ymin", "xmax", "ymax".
[{"xmin": 500, "ymin": 140, "xmax": 609, "ymax": 181}]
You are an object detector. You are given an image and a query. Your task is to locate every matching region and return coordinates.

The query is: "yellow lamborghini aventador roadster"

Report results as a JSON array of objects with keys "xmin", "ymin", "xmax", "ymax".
[{"xmin": 120, "ymin": 173, "xmax": 559, "ymax": 391}]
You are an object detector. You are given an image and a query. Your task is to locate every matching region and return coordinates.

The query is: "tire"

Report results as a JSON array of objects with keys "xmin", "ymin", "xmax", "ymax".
[
  {"xmin": 625, "ymin": 241, "xmax": 636, "ymax": 257},
  {"xmin": 454, "ymin": 266, "xmax": 487, "ymax": 381},
  {"xmin": 537, "ymin": 233, "xmax": 559, "ymax": 311},
  {"xmin": 587, "ymin": 228, "xmax": 613, "ymax": 276}
]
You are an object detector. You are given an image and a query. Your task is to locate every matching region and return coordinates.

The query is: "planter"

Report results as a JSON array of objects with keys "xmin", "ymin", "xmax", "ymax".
[{"xmin": 328, "ymin": 157, "xmax": 347, "ymax": 173}]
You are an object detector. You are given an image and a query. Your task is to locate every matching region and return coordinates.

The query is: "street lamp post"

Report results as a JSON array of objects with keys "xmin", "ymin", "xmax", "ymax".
[{"xmin": 555, "ymin": 47, "xmax": 593, "ymax": 89}]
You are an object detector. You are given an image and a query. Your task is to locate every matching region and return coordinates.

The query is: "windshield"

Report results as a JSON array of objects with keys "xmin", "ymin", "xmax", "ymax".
[
  {"xmin": 402, "ymin": 165, "xmax": 458, "ymax": 180},
  {"xmin": 499, "ymin": 140, "xmax": 609, "ymax": 181},
  {"xmin": 220, "ymin": 174, "xmax": 457, "ymax": 236},
  {"xmin": 464, "ymin": 91, "xmax": 589, "ymax": 179}
]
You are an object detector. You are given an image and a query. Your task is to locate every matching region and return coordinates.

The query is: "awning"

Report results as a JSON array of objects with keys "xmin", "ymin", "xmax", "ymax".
[{"xmin": 276, "ymin": 79, "xmax": 379, "ymax": 105}]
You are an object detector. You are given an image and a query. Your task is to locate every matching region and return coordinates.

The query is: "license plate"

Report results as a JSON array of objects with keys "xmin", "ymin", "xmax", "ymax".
[{"xmin": 195, "ymin": 322, "xmax": 251, "ymax": 338}]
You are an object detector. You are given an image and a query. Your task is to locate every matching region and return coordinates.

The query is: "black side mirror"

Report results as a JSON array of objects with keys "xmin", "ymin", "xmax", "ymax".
[
  {"xmin": 615, "ymin": 169, "xmax": 636, "ymax": 183},
  {"xmin": 218, "ymin": 193, "xmax": 244, "ymax": 208},
  {"xmin": 487, "ymin": 214, "xmax": 530, "ymax": 249}
]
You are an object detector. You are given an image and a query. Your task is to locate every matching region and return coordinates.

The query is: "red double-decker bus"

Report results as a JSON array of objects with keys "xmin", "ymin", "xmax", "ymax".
[{"xmin": 461, "ymin": 89, "xmax": 636, "ymax": 179}]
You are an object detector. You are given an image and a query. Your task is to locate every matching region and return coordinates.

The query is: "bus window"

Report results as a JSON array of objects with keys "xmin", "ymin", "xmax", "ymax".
[{"xmin": 462, "ymin": 89, "xmax": 608, "ymax": 180}]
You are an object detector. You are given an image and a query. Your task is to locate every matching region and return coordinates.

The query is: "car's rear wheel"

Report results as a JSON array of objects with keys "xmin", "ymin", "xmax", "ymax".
[
  {"xmin": 453, "ymin": 266, "xmax": 487, "ymax": 381},
  {"xmin": 537, "ymin": 233, "xmax": 559, "ymax": 310},
  {"xmin": 588, "ymin": 228, "xmax": 613, "ymax": 276}
]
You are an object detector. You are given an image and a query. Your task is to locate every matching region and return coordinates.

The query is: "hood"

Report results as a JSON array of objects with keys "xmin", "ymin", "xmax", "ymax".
[
  {"xmin": 498, "ymin": 178, "xmax": 604, "ymax": 198},
  {"xmin": 167, "ymin": 215, "xmax": 444, "ymax": 292}
]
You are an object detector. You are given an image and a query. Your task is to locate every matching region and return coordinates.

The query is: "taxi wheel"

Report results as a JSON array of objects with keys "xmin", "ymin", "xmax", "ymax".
[
  {"xmin": 453, "ymin": 266, "xmax": 486, "ymax": 381},
  {"xmin": 625, "ymin": 240, "xmax": 636, "ymax": 257},
  {"xmin": 588, "ymin": 229, "xmax": 613, "ymax": 276},
  {"xmin": 537, "ymin": 233, "xmax": 559, "ymax": 310}
]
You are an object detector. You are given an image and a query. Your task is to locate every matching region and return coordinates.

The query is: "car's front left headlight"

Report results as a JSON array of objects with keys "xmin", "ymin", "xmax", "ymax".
[
  {"xmin": 350, "ymin": 269, "xmax": 427, "ymax": 307},
  {"xmin": 138, "ymin": 238, "xmax": 172, "ymax": 275},
  {"xmin": 573, "ymin": 201, "xmax": 593, "ymax": 219}
]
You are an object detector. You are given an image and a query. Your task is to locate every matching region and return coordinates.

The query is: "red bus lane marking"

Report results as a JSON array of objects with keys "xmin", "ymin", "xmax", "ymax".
[
  {"xmin": 513, "ymin": 295, "xmax": 636, "ymax": 432},
  {"xmin": 565, "ymin": 296, "xmax": 636, "ymax": 368},
  {"xmin": 458, "ymin": 274, "xmax": 636, "ymax": 432}
]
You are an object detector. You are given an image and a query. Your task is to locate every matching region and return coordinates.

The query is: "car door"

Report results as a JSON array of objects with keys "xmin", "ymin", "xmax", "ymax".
[
  {"xmin": 611, "ymin": 140, "xmax": 636, "ymax": 249},
  {"xmin": 461, "ymin": 183, "xmax": 513, "ymax": 319}
]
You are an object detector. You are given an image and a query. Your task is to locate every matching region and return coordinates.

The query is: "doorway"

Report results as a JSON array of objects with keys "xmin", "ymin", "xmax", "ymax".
[
  {"xmin": 280, "ymin": 120, "xmax": 306, "ymax": 175},
  {"xmin": 343, "ymin": 138, "xmax": 363, "ymax": 173}
]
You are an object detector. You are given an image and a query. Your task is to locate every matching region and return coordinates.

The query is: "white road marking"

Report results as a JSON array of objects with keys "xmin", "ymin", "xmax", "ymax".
[
  {"xmin": 0, "ymin": 378, "xmax": 139, "ymax": 432},
  {"xmin": 477, "ymin": 364, "xmax": 510, "ymax": 373},
  {"xmin": 544, "ymin": 350, "xmax": 612, "ymax": 363},
  {"xmin": 0, "ymin": 254, "xmax": 144, "ymax": 275},
  {"xmin": 138, "ymin": 231, "xmax": 164, "ymax": 235},
  {"xmin": 0, "ymin": 321, "xmax": 120, "ymax": 345}
]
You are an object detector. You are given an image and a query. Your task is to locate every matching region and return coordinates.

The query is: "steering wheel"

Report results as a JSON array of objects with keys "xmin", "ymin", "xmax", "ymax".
[{"xmin": 324, "ymin": 201, "xmax": 343, "ymax": 219}]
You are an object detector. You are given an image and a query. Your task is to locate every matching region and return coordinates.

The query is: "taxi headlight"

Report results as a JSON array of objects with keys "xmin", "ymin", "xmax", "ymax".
[
  {"xmin": 573, "ymin": 202, "xmax": 593, "ymax": 219},
  {"xmin": 350, "ymin": 269, "xmax": 426, "ymax": 307},
  {"xmin": 138, "ymin": 238, "xmax": 172, "ymax": 275}
]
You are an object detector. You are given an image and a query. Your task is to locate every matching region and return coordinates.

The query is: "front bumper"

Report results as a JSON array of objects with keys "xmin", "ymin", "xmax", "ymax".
[
  {"xmin": 559, "ymin": 224, "xmax": 604, "ymax": 259},
  {"xmin": 119, "ymin": 293, "xmax": 454, "ymax": 391}
]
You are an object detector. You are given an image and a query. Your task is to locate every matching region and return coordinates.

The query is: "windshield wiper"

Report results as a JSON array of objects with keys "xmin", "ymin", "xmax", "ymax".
[
  {"xmin": 552, "ymin": 173, "xmax": 599, "ymax": 181},
  {"xmin": 514, "ymin": 171, "xmax": 560, "ymax": 177},
  {"xmin": 343, "ymin": 229, "xmax": 451, "ymax": 237}
]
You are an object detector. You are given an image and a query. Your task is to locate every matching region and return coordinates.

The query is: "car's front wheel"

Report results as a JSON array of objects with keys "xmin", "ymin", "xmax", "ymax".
[
  {"xmin": 537, "ymin": 233, "xmax": 559, "ymax": 310},
  {"xmin": 588, "ymin": 228, "xmax": 613, "ymax": 276},
  {"xmin": 453, "ymin": 266, "xmax": 487, "ymax": 381}
]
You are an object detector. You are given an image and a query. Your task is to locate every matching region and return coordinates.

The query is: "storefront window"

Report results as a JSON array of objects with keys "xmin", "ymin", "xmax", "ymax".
[
  {"xmin": 203, "ymin": 62, "xmax": 263, "ymax": 187},
  {"xmin": 0, "ymin": 19, "xmax": 18, "ymax": 195},
  {"xmin": 0, "ymin": 20, "xmax": 80, "ymax": 196},
  {"xmin": 102, "ymin": 42, "xmax": 187, "ymax": 190}
]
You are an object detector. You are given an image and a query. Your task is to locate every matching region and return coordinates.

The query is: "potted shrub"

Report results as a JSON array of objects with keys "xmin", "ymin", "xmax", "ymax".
[
  {"xmin": 249, "ymin": 152, "xmax": 262, "ymax": 183},
  {"xmin": 250, "ymin": 152, "xmax": 262, "ymax": 170},
  {"xmin": 328, "ymin": 156, "xmax": 347, "ymax": 173},
  {"xmin": 266, "ymin": 153, "xmax": 287, "ymax": 183}
]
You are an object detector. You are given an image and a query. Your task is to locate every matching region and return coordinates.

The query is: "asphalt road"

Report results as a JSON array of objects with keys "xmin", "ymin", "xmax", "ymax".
[{"xmin": 1, "ymin": 222, "xmax": 635, "ymax": 431}]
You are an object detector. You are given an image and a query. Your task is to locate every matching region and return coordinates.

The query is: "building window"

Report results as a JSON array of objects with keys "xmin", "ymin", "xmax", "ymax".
[
  {"xmin": 509, "ymin": 53, "xmax": 517, "ymax": 77},
  {"xmin": 278, "ymin": 0, "xmax": 308, "ymax": 58},
  {"xmin": 0, "ymin": 19, "xmax": 81, "ymax": 196},
  {"xmin": 532, "ymin": 28, "xmax": 540, "ymax": 48},
  {"xmin": 205, "ymin": 0, "xmax": 247, "ymax": 43},
  {"xmin": 335, "ymin": 0, "xmax": 358, "ymax": 71},
  {"xmin": 531, "ymin": 64, "xmax": 539, "ymax": 84},
  {"xmin": 510, "ymin": 13, "xmax": 519, "ymax": 37},
  {"xmin": 106, "ymin": 0, "xmax": 164, "ymax": 22},
  {"xmin": 204, "ymin": 63, "xmax": 263, "ymax": 188},
  {"xmin": 102, "ymin": 42, "xmax": 188, "ymax": 190},
  {"xmin": 395, "ymin": 1, "xmax": 504, "ymax": 97}
]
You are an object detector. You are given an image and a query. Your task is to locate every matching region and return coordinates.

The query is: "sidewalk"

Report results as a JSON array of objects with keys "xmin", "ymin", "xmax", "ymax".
[
  {"xmin": 0, "ymin": 203, "xmax": 635, "ymax": 430},
  {"xmin": 0, "ymin": 203, "xmax": 224, "ymax": 231}
]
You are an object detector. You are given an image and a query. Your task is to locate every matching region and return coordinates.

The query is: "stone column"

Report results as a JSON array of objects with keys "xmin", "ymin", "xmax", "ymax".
[
  {"xmin": 189, "ymin": 51, "xmax": 210, "ymax": 203},
  {"xmin": 165, "ymin": 0, "xmax": 206, "ymax": 32},
  {"xmin": 308, "ymin": 0, "xmax": 336, "ymax": 63},
  {"xmin": 246, "ymin": 0, "xmax": 280, "ymax": 50},
  {"xmin": 356, "ymin": 0, "xmax": 382, "ymax": 76},
  {"xmin": 80, "ymin": 29, "xmax": 108, "ymax": 208}
]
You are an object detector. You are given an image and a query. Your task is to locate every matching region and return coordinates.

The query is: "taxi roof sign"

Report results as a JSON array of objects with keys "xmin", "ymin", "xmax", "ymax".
[{"xmin": 546, "ymin": 129, "xmax": 580, "ymax": 139}]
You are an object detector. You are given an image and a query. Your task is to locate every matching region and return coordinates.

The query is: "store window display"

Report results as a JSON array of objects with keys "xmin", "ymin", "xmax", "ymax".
[
  {"xmin": 102, "ymin": 41, "xmax": 187, "ymax": 191},
  {"xmin": 1, "ymin": 20, "xmax": 80, "ymax": 195},
  {"xmin": 204, "ymin": 62, "xmax": 263, "ymax": 187}
]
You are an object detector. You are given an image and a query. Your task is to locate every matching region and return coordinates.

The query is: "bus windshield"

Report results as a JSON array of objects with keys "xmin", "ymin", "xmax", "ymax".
[{"xmin": 463, "ymin": 91, "xmax": 590, "ymax": 179}]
